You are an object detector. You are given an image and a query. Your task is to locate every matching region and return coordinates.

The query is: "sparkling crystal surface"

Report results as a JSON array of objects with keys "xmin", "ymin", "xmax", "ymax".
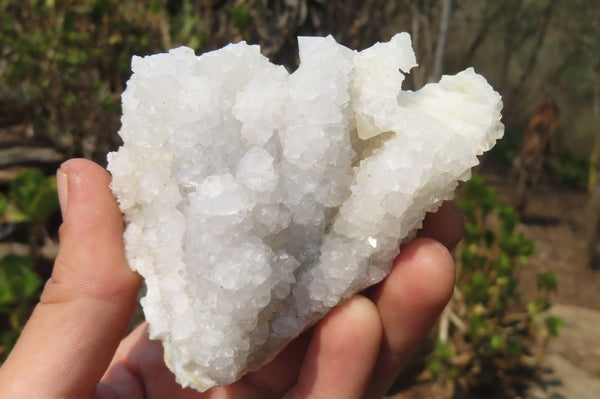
[{"xmin": 107, "ymin": 33, "xmax": 503, "ymax": 391}]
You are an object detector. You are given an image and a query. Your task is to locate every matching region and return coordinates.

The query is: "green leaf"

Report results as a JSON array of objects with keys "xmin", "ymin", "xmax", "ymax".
[
  {"xmin": 187, "ymin": 32, "xmax": 206, "ymax": 51},
  {"xmin": 468, "ymin": 273, "xmax": 491, "ymax": 303},
  {"xmin": 463, "ymin": 175, "xmax": 497, "ymax": 214},
  {"xmin": 461, "ymin": 245, "xmax": 486, "ymax": 271},
  {"xmin": 489, "ymin": 333, "xmax": 504, "ymax": 352},
  {"xmin": 527, "ymin": 298, "xmax": 550, "ymax": 315},
  {"xmin": 500, "ymin": 232, "xmax": 534, "ymax": 257},
  {"xmin": 0, "ymin": 329, "xmax": 20, "ymax": 355},
  {"xmin": 469, "ymin": 315, "xmax": 487, "ymax": 340},
  {"xmin": 0, "ymin": 254, "xmax": 42, "ymax": 306},
  {"xmin": 464, "ymin": 224, "xmax": 482, "ymax": 242},
  {"xmin": 66, "ymin": 48, "xmax": 89, "ymax": 65},
  {"xmin": 536, "ymin": 272, "xmax": 558, "ymax": 292},
  {"xmin": 231, "ymin": 3, "xmax": 251, "ymax": 32},
  {"xmin": 149, "ymin": 0, "xmax": 163, "ymax": 14},
  {"xmin": 0, "ymin": 193, "xmax": 7, "ymax": 216},
  {"xmin": 496, "ymin": 254, "xmax": 513, "ymax": 277},
  {"xmin": 428, "ymin": 359, "xmax": 442, "ymax": 377},
  {"xmin": 497, "ymin": 204, "xmax": 517, "ymax": 232},
  {"xmin": 3, "ymin": 204, "xmax": 31, "ymax": 223},
  {"xmin": 518, "ymin": 235, "xmax": 535, "ymax": 256},
  {"xmin": 545, "ymin": 316, "xmax": 564, "ymax": 337},
  {"xmin": 62, "ymin": 12, "xmax": 75, "ymax": 32},
  {"xmin": 63, "ymin": 92, "xmax": 77, "ymax": 107},
  {"xmin": 10, "ymin": 170, "xmax": 59, "ymax": 223},
  {"xmin": 458, "ymin": 199, "xmax": 474, "ymax": 217},
  {"xmin": 101, "ymin": 95, "xmax": 119, "ymax": 114},
  {"xmin": 506, "ymin": 339, "xmax": 522, "ymax": 358},
  {"xmin": 498, "ymin": 278, "xmax": 517, "ymax": 308},
  {"xmin": 434, "ymin": 339, "xmax": 453, "ymax": 360},
  {"xmin": 448, "ymin": 367, "xmax": 459, "ymax": 379}
]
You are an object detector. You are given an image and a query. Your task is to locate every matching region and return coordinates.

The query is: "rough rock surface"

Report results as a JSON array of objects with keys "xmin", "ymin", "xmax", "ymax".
[{"xmin": 107, "ymin": 33, "xmax": 503, "ymax": 391}]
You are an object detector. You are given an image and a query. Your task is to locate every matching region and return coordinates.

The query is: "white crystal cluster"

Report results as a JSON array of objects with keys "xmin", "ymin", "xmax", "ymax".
[{"xmin": 107, "ymin": 33, "xmax": 503, "ymax": 391}]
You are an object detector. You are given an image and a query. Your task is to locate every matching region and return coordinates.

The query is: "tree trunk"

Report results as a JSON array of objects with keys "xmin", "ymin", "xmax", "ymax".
[
  {"xmin": 463, "ymin": 2, "xmax": 504, "ymax": 65},
  {"xmin": 589, "ymin": 85, "xmax": 600, "ymax": 192},
  {"xmin": 410, "ymin": 1, "xmax": 424, "ymax": 89},
  {"xmin": 586, "ymin": 82, "xmax": 600, "ymax": 268},
  {"xmin": 429, "ymin": 0, "xmax": 452, "ymax": 83}
]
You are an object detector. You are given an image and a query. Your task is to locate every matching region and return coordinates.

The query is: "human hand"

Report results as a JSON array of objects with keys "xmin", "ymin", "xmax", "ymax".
[{"xmin": 0, "ymin": 158, "xmax": 463, "ymax": 399}]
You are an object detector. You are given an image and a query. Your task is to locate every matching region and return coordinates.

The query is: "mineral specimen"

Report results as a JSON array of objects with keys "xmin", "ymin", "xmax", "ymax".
[{"xmin": 107, "ymin": 33, "xmax": 503, "ymax": 391}]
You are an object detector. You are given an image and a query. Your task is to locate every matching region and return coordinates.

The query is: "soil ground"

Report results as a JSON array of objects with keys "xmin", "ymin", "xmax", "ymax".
[{"xmin": 485, "ymin": 172, "xmax": 600, "ymax": 311}]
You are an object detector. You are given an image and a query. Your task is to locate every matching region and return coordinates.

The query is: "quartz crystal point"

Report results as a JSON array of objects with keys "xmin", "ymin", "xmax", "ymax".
[{"xmin": 107, "ymin": 33, "xmax": 503, "ymax": 391}]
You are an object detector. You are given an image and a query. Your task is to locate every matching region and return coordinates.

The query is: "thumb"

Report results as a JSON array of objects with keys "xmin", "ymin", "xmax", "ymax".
[{"xmin": 0, "ymin": 159, "xmax": 142, "ymax": 399}]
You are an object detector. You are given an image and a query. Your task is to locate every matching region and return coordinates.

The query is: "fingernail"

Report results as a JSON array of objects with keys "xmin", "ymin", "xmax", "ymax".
[{"xmin": 57, "ymin": 168, "xmax": 69, "ymax": 219}]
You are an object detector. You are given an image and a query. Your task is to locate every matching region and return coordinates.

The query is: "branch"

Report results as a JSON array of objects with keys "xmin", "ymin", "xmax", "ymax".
[
  {"xmin": 506, "ymin": 1, "xmax": 557, "ymax": 104},
  {"xmin": 463, "ymin": 3, "xmax": 505, "ymax": 65},
  {"xmin": 429, "ymin": 0, "xmax": 453, "ymax": 82}
]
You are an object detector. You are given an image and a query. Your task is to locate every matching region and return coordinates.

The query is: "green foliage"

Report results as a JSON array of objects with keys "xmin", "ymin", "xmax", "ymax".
[
  {"xmin": 0, "ymin": 255, "xmax": 42, "ymax": 360},
  {"xmin": 462, "ymin": 175, "xmax": 498, "ymax": 214},
  {"xmin": 428, "ymin": 176, "xmax": 562, "ymax": 393},
  {"xmin": 428, "ymin": 339, "xmax": 457, "ymax": 379},
  {"xmin": 0, "ymin": 169, "xmax": 58, "ymax": 361},
  {"xmin": 9, "ymin": 171, "xmax": 59, "ymax": 223},
  {"xmin": 0, "ymin": 0, "xmax": 421, "ymax": 161},
  {"xmin": 0, "ymin": 194, "xmax": 7, "ymax": 217},
  {"xmin": 2, "ymin": 170, "xmax": 59, "ymax": 224},
  {"xmin": 0, "ymin": 255, "xmax": 42, "ymax": 310},
  {"xmin": 549, "ymin": 150, "xmax": 589, "ymax": 189},
  {"xmin": 545, "ymin": 315, "xmax": 564, "ymax": 337},
  {"xmin": 536, "ymin": 272, "xmax": 558, "ymax": 292},
  {"xmin": 231, "ymin": 3, "xmax": 251, "ymax": 33},
  {"xmin": 0, "ymin": 0, "xmax": 162, "ymax": 159},
  {"xmin": 486, "ymin": 127, "xmax": 523, "ymax": 168}
]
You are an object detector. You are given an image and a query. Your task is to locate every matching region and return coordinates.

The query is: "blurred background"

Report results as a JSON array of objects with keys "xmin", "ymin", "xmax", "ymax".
[{"xmin": 1, "ymin": 1, "xmax": 599, "ymax": 398}]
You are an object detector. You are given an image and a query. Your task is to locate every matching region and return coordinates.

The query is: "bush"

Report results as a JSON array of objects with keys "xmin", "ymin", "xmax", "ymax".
[
  {"xmin": 1, "ymin": 0, "xmax": 405, "ymax": 162},
  {"xmin": 0, "ymin": 254, "xmax": 42, "ymax": 358},
  {"xmin": 0, "ymin": 0, "xmax": 164, "ymax": 161},
  {"xmin": 0, "ymin": 169, "xmax": 59, "ymax": 361},
  {"xmin": 427, "ymin": 175, "xmax": 561, "ymax": 397},
  {"xmin": 549, "ymin": 150, "xmax": 588, "ymax": 189}
]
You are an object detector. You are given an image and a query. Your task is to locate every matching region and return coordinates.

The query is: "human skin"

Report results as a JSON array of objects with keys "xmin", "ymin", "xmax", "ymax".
[{"xmin": 0, "ymin": 158, "xmax": 463, "ymax": 399}]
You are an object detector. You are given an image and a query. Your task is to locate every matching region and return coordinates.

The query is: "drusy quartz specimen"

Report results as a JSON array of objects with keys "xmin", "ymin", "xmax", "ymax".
[{"xmin": 107, "ymin": 33, "xmax": 503, "ymax": 391}]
